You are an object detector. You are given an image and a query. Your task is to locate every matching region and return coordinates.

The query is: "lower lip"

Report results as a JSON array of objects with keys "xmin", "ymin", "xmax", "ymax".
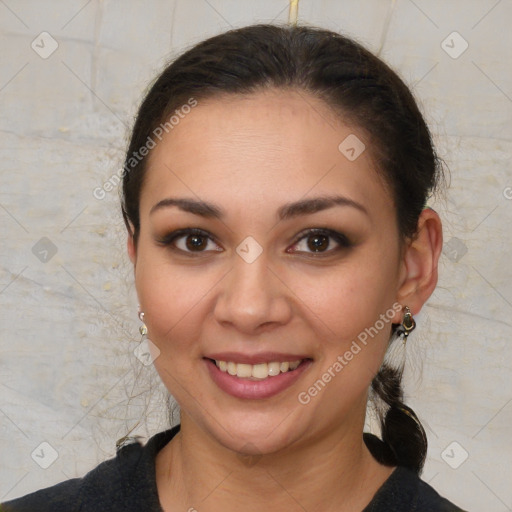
[{"xmin": 204, "ymin": 358, "xmax": 312, "ymax": 400}]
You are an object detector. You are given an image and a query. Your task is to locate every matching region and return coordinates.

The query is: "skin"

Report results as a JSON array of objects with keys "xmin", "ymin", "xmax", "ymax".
[{"xmin": 127, "ymin": 88, "xmax": 443, "ymax": 512}]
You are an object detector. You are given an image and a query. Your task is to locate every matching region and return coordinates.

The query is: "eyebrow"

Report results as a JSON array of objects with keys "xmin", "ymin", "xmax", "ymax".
[{"xmin": 149, "ymin": 195, "xmax": 368, "ymax": 220}]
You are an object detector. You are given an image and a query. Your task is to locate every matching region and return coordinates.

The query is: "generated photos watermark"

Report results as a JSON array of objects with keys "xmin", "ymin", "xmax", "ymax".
[
  {"xmin": 93, "ymin": 97, "xmax": 198, "ymax": 200},
  {"xmin": 297, "ymin": 302, "xmax": 402, "ymax": 405}
]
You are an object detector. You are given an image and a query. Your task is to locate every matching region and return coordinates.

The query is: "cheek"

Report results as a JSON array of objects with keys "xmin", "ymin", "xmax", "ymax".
[
  {"xmin": 135, "ymin": 259, "xmax": 215, "ymax": 400},
  {"xmin": 134, "ymin": 248, "xmax": 222, "ymax": 360},
  {"xmin": 288, "ymin": 256, "xmax": 398, "ymax": 343},
  {"xmin": 292, "ymin": 269, "xmax": 396, "ymax": 418}
]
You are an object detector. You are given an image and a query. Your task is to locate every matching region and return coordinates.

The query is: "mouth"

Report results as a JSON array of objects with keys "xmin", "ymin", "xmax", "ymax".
[
  {"xmin": 208, "ymin": 358, "xmax": 305, "ymax": 380},
  {"xmin": 203, "ymin": 357, "xmax": 313, "ymax": 399}
]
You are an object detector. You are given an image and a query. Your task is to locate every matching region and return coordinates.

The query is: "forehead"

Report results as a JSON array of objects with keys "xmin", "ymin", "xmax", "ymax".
[{"xmin": 141, "ymin": 89, "xmax": 394, "ymax": 220}]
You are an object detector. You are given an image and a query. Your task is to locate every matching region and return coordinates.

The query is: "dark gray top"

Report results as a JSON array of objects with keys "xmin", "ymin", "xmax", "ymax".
[{"xmin": 1, "ymin": 425, "xmax": 467, "ymax": 512}]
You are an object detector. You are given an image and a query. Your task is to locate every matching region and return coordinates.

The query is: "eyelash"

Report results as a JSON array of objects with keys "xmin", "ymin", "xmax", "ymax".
[{"xmin": 156, "ymin": 227, "xmax": 352, "ymax": 257}]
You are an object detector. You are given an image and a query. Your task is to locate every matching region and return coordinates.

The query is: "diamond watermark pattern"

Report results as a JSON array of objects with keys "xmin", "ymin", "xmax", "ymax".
[
  {"xmin": 441, "ymin": 31, "xmax": 468, "ymax": 59},
  {"xmin": 32, "ymin": 237, "xmax": 58, "ymax": 263},
  {"xmin": 31, "ymin": 32, "xmax": 59, "ymax": 59},
  {"xmin": 134, "ymin": 338, "xmax": 160, "ymax": 366},
  {"xmin": 31, "ymin": 441, "xmax": 59, "ymax": 469},
  {"xmin": 338, "ymin": 134, "xmax": 366, "ymax": 161},
  {"xmin": 236, "ymin": 236, "xmax": 263, "ymax": 264},
  {"xmin": 441, "ymin": 441, "xmax": 469, "ymax": 469},
  {"xmin": 443, "ymin": 236, "xmax": 468, "ymax": 263},
  {"xmin": 237, "ymin": 442, "xmax": 263, "ymax": 467}
]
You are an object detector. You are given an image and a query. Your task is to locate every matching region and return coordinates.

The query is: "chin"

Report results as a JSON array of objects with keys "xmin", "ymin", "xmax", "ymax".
[{"xmin": 199, "ymin": 407, "xmax": 309, "ymax": 457}]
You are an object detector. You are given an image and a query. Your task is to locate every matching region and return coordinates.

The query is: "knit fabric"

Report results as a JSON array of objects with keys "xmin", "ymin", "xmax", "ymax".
[{"xmin": 1, "ymin": 425, "xmax": 466, "ymax": 512}]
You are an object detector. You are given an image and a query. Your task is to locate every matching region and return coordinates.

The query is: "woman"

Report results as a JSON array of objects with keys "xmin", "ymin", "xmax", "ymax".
[{"xmin": 1, "ymin": 23, "xmax": 467, "ymax": 511}]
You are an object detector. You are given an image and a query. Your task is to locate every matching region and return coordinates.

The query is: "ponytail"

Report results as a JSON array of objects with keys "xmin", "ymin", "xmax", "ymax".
[{"xmin": 369, "ymin": 361, "xmax": 428, "ymax": 474}]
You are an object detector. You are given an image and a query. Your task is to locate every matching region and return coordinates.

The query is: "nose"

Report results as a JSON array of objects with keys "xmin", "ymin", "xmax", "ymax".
[{"xmin": 213, "ymin": 251, "xmax": 293, "ymax": 334}]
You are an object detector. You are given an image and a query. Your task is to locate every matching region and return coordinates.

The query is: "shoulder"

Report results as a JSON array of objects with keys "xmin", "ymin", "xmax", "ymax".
[
  {"xmin": 363, "ymin": 432, "xmax": 467, "ymax": 512},
  {"xmin": 364, "ymin": 465, "xmax": 468, "ymax": 512},
  {"xmin": 1, "ymin": 427, "xmax": 179, "ymax": 512}
]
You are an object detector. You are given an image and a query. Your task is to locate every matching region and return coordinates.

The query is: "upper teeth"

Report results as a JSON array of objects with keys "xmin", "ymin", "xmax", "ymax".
[{"xmin": 215, "ymin": 360, "xmax": 302, "ymax": 379}]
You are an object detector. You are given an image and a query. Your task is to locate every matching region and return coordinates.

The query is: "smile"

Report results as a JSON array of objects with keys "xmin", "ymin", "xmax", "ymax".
[
  {"xmin": 213, "ymin": 359, "xmax": 302, "ymax": 379},
  {"xmin": 204, "ymin": 357, "xmax": 313, "ymax": 400}
]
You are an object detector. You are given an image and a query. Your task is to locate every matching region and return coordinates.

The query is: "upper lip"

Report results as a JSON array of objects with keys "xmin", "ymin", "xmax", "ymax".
[{"xmin": 205, "ymin": 352, "xmax": 312, "ymax": 365}]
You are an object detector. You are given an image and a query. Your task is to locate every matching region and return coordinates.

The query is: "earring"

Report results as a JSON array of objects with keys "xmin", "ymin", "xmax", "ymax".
[
  {"xmin": 134, "ymin": 307, "xmax": 160, "ymax": 366},
  {"xmin": 138, "ymin": 310, "xmax": 147, "ymax": 337},
  {"xmin": 400, "ymin": 306, "xmax": 416, "ymax": 345}
]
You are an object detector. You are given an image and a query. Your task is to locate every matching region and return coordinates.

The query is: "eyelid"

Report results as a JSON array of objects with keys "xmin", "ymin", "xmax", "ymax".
[
  {"xmin": 288, "ymin": 228, "xmax": 352, "ymax": 255},
  {"xmin": 156, "ymin": 227, "xmax": 351, "ymax": 255},
  {"xmin": 155, "ymin": 228, "xmax": 222, "ymax": 253}
]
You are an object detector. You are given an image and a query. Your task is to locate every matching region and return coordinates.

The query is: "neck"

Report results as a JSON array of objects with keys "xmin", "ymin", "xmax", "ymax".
[{"xmin": 156, "ymin": 412, "xmax": 394, "ymax": 512}]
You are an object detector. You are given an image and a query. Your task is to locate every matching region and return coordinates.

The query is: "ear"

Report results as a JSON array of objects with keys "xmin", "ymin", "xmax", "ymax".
[
  {"xmin": 395, "ymin": 208, "xmax": 443, "ymax": 316},
  {"xmin": 127, "ymin": 224, "xmax": 137, "ymax": 266}
]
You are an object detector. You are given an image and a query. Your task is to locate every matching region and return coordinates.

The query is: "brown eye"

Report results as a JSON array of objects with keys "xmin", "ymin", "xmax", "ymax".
[
  {"xmin": 306, "ymin": 233, "xmax": 330, "ymax": 252},
  {"xmin": 185, "ymin": 234, "xmax": 208, "ymax": 251},
  {"xmin": 156, "ymin": 228, "xmax": 222, "ymax": 254},
  {"xmin": 288, "ymin": 228, "xmax": 351, "ymax": 255}
]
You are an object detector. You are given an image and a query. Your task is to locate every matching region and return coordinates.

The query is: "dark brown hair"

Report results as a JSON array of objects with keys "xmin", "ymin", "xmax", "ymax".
[{"xmin": 121, "ymin": 23, "xmax": 444, "ymax": 474}]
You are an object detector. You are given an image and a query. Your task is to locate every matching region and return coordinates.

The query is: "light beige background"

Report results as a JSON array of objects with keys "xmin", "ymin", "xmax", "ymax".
[{"xmin": 1, "ymin": 1, "xmax": 511, "ymax": 510}]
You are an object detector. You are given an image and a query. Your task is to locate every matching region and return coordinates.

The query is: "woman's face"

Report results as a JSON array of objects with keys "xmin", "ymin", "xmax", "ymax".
[{"xmin": 129, "ymin": 89, "xmax": 409, "ymax": 455}]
